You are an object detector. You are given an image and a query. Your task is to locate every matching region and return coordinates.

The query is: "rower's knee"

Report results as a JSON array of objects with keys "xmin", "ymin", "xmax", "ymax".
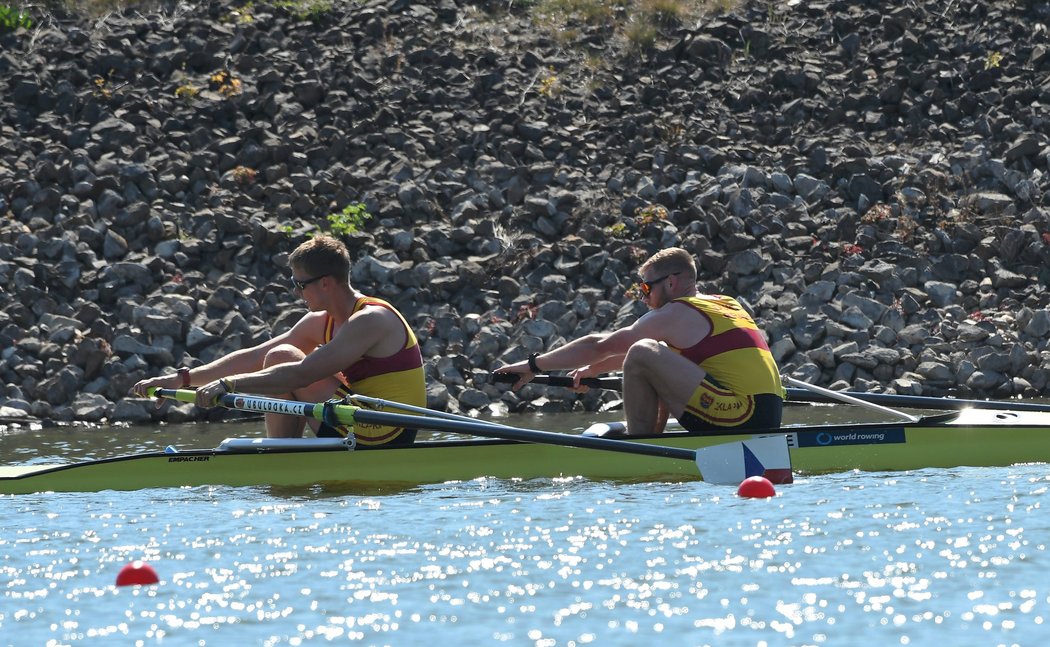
[
  {"xmin": 624, "ymin": 338, "xmax": 663, "ymax": 371},
  {"xmin": 264, "ymin": 344, "xmax": 306, "ymax": 368}
]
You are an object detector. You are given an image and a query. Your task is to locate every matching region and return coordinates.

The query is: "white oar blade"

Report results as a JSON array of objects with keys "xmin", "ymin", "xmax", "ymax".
[{"xmin": 695, "ymin": 435, "xmax": 793, "ymax": 486}]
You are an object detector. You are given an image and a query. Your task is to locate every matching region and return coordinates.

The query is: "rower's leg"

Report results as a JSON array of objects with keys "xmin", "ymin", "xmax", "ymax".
[
  {"xmin": 261, "ymin": 345, "xmax": 342, "ymax": 438},
  {"xmin": 622, "ymin": 339, "xmax": 707, "ymax": 435}
]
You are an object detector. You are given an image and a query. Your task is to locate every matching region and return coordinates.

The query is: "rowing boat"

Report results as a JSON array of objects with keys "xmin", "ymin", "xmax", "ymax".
[
  {"xmin": 2, "ymin": 401, "xmax": 1048, "ymax": 494},
  {"xmin": 0, "ymin": 433, "xmax": 762, "ymax": 495},
  {"xmin": 0, "ymin": 388, "xmax": 793, "ymax": 494}
]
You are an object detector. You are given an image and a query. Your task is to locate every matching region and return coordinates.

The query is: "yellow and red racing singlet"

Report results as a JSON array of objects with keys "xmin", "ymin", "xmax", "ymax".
[
  {"xmin": 323, "ymin": 297, "xmax": 426, "ymax": 445},
  {"xmin": 668, "ymin": 295, "xmax": 785, "ymax": 398}
]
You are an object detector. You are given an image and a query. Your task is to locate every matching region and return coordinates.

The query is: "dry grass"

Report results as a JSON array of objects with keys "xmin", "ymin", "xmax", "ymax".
[
  {"xmin": 39, "ymin": 0, "xmax": 149, "ymax": 16},
  {"xmin": 35, "ymin": 0, "xmax": 336, "ymax": 18},
  {"xmin": 530, "ymin": 0, "xmax": 749, "ymax": 57},
  {"xmin": 638, "ymin": 0, "xmax": 689, "ymax": 26},
  {"xmin": 532, "ymin": 0, "xmax": 625, "ymax": 28}
]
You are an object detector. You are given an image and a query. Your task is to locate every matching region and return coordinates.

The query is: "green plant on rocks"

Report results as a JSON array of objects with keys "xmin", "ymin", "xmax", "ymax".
[
  {"xmin": 636, "ymin": 203, "xmax": 669, "ymax": 225},
  {"xmin": 275, "ymin": 0, "xmax": 333, "ymax": 21},
  {"xmin": 327, "ymin": 203, "xmax": 372, "ymax": 236},
  {"xmin": 0, "ymin": 5, "xmax": 33, "ymax": 32},
  {"xmin": 174, "ymin": 84, "xmax": 199, "ymax": 101},
  {"xmin": 538, "ymin": 67, "xmax": 559, "ymax": 97},
  {"xmin": 984, "ymin": 50, "xmax": 1004, "ymax": 70},
  {"xmin": 224, "ymin": 2, "xmax": 256, "ymax": 24}
]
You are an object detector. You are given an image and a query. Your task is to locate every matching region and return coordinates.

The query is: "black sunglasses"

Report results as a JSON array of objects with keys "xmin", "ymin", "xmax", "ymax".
[
  {"xmin": 290, "ymin": 274, "xmax": 328, "ymax": 291},
  {"xmin": 639, "ymin": 272, "xmax": 680, "ymax": 296}
]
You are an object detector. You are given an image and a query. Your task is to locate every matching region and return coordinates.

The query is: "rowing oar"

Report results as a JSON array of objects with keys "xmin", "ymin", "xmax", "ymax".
[
  {"xmin": 490, "ymin": 373, "xmax": 623, "ymax": 389},
  {"xmin": 149, "ymin": 388, "xmax": 791, "ymax": 486},
  {"xmin": 342, "ymin": 393, "xmax": 519, "ymax": 428},
  {"xmin": 783, "ymin": 380, "xmax": 1050, "ymax": 412},
  {"xmin": 500, "ymin": 372, "xmax": 1050, "ymax": 414},
  {"xmin": 785, "ymin": 377, "xmax": 919, "ymax": 423}
]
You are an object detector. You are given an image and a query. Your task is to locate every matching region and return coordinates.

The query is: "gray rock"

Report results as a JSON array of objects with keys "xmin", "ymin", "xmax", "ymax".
[
  {"xmin": 111, "ymin": 399, "xmax": 155, "ymax": 424},
  {"xmin": 966, "ymin": 370, "xmax": 1007, "ymax": 393},
  {"xmin": 1025, "ymin": 310, "xmax": 1050, "ymax": 338},
  {"xmin": 839, "ymin": 306, "xmax": 874, "ymax": 331},
  {"xmin": 0, "ymin": 0, "xmax": 1048, "ymax": 425},
  {"xmin": 794, "ymin": 174, "xmax": 830, "ymax": 202},
  {"xmin": 769, "ymin": 336, "xmax": 796, "ymax": 364},
  {"xmin": 457, "ymin": 387, "xmax": 493, "ymax": 410},
  {"xmin": 916, "ymin": 361, "xmax": 954, "ymax": 382},
  {"xmin": 71, "ymin": 393, "xmax": 113, "ymax": 422},
  {"xmin": 924, "ymin": 282, "xmax": 959, "ymax": 307}
]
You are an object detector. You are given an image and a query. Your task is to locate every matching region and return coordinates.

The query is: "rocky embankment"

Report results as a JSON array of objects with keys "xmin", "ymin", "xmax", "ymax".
[{"xmin": 2, "ymin": 0, "xmax": 1050, "ymax": 426}]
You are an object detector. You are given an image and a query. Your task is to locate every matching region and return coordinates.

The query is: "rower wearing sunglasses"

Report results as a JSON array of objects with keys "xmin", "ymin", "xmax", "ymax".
[
  {"xmin": 130, "ymin": 234, "xmax": 425, "ymax": 445},
  {"xmin": 497, "ymin": 247, "xmax": 784, "ymax": 435}
]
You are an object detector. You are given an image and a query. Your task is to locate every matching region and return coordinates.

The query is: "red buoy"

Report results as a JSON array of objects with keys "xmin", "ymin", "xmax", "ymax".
[
  {"xmin": 737, "ymin": 476, "xmax": 776, "ymax": 498},
  {"xmin": 116, "ymin": 560, "xmax": 159, "ymax": 586}
]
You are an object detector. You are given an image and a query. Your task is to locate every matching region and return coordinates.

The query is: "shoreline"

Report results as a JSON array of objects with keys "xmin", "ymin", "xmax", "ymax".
[{"xmin": 2, "ymin": 0, "xmax": 1049, "ymax": 426}]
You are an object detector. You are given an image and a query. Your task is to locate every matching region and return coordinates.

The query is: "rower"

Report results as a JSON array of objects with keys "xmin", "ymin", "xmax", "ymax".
[
  {"xmin": 130, "ymin": 235, "xmax": 426, "ymax": 445},
  {"xmin": 496, "ymin": 247, "xmax": 785, "ymax": 435}
]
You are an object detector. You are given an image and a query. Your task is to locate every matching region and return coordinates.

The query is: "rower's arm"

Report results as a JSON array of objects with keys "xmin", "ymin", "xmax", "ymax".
[
  {"xmin": 533, "ymin": 327, "xmax": 646, "ymax": 372},
  {"xmin": 183, "ymin": 312, "xmax": 325, "ymax": 386}
]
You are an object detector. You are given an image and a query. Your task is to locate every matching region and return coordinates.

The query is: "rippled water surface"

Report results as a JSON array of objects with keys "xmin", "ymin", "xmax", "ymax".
[{"xmin": 3, "ymin": 412, "xmax": 1049, "ymax": 645}]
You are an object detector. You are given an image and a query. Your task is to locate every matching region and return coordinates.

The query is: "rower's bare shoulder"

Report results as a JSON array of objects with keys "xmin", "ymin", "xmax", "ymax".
[
  {"xmin": 351, "ymin": 302, "xmax": 399, "ymax": 324},
  {"xmin": 284, "ymin": 310, "xmax": 329, "ymax": 342},
  {"xmin": 344, "ymin": 304, "xmax": 399, "ymax": 338},
  {"xmin": 648, "ymin": 300, "xmax": 699, "ymax": 321}
]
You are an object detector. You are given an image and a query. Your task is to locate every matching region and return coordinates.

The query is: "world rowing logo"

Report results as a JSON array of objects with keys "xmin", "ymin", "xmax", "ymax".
[{"xmin": 797, "ymin": 427, "xmax": 907, "ymax": 448}]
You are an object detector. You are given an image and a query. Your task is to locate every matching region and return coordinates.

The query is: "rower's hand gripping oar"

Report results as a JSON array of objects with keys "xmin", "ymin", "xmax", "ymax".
[{"xmin": 148, "ymin": 388, "xmax": 792, "ymax": 486}]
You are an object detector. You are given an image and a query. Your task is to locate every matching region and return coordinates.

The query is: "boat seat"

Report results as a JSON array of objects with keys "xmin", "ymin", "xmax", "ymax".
[
  {"xmin": 582, "ymin": 422, "xmax": 626, "ymax": 437},
  {"xmin": 582, "ymin": 419, "xmax": 688, "ymax": 437},
  {"xmin": 216, "ymin": 437, "xmax": 355, "ymax": 452}
]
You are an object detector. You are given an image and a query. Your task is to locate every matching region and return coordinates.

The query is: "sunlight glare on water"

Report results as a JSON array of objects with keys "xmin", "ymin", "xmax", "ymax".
[{"xmin": 3, "ymin": 465, "xmax": 1050, "ymax": 644}]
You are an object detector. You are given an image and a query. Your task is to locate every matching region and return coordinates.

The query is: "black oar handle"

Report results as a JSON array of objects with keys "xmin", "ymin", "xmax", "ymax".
[{"xmin": 491, "ymin": 373, "xmax": 623, "ymax": 390}]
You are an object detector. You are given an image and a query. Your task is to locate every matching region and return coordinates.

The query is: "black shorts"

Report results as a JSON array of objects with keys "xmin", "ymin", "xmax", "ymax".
[{"xmin": 677, "ymin": 393, "xmax": 783, "ymax": 434}]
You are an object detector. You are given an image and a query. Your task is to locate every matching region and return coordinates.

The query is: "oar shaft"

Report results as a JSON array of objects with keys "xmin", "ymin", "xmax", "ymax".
[
  {"xmin": 152, "ymin": 388, "xmax": 697, "ymax": 461},
  {"xmin": 785, "ymin": 387, "xmax": 1050, "ymax": 412},
  {"xmin": 500, "ymin": 372, "xmax": 1050, "ymax": 413},
  {"xmin": 346, "ymin": 394, "xmax": 516, "ymax": 429},
  {"xmin": 785, "ymin": 377, "xmax": 919, "ymax": 422}
]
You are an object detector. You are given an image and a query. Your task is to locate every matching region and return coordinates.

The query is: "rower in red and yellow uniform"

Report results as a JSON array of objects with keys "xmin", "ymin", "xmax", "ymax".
[
  {"xmin": 665, "ymin": 294, "xmax": 784, "ymax": 431},
  {"xmin": 497, "ymin": 247, "xmax": 784, "ymax": 435},
  {"xmin": 319, "ymin": 296, "xmax": 426, "ymax": 445},
  {"xmin": 131, "ymin": 235, "xmax": 426, "ymax": 445}
]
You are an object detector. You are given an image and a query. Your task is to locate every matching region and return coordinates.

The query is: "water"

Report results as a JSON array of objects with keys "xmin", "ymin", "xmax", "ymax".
[{"xmin": 2, "ymin": 410, "xmax": 1048, "ymax": 645}]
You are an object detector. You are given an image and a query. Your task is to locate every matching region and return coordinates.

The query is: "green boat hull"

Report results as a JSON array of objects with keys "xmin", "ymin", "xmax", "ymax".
[{"xmin": 2, "ymin": 408, "xmax": 1048, "ymax": 494}]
